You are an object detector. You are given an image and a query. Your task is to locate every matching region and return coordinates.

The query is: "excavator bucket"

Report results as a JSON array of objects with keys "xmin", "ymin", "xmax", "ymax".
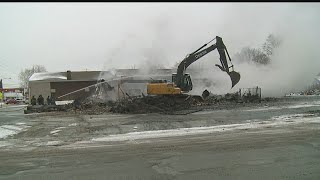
[{"xmin": 229, "ymin": 71, "xmax": 241, "ymax": 88}]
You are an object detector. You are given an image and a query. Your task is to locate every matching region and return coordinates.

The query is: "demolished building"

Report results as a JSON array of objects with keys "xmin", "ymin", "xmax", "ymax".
[
  {"xmin": 28, "ymin": 71, "xmax": 104, "ymax": 103},
  {"xmin": 28, "ymin": 68, "xmax": 225, "ymax": 104}
]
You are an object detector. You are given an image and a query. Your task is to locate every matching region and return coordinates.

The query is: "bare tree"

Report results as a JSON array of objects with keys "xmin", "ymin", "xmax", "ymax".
[
  {"xmin": 234, "ymin": 33, "xmax": 281, "ymax": 65},
  {"xmin": 18, "ymin": 65, "xmax": 47, "ymax": 89},
  {"xmin": 262, "ymin": 34, "xmax": 282, "ymax": 56},
  {"xmin": 234, "ymin": 47, "xmax": 270, "ymax": 65}
]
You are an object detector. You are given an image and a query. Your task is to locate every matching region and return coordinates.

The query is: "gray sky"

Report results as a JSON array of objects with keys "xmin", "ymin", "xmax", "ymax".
[{"xmin": 0, "ymin": 3, "xmax": 319, "ymax": 91}]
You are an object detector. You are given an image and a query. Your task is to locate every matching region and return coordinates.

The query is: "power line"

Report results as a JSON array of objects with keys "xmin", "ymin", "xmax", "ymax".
[{"xmin": 0, "ymin": 57, "xmax": 21, "ymax": 76}]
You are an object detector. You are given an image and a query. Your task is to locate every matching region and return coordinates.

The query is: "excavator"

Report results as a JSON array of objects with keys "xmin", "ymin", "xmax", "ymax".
[{"xmin": 147, "ymin": 36, "xmax": 241, "ymax": 98}]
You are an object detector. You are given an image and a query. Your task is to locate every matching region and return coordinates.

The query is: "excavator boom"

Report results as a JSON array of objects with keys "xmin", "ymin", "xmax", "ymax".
[
  {"xmin": 176, "ymin": 36, "xmax": 240, "ymax": 91},
  {"xmin": 147, "ymin": 36, "xmax": 240, "ymax": 95}
]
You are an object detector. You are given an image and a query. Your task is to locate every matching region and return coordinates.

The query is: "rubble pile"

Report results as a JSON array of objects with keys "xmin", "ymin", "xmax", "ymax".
[
  {"xmin": 63, "ymin": 99, "xmax": 112, "ymax": 115},
  {"xmin": 58, "ymin": 95, "xmax": 204, "ymax": 115},
  {"xmin": 24, "ymin": 105, "xmax": 67, "ymax": 114},
  {"xmin": 25, "ymin": 89, "xmax": 281, "ymax": 115},
  {"xmin": 208, "ymin": 93, "xmax": 238, "ymax": 103},
  {"xmin": 63, "ymin": 92, "xmax": 248, "ymax": 115},
  {"xmin": 109, "ymin": 95, "xmax": 202, "ymax": 114},
  {"xmin": 201, "ymin": 92, "xmax": 241, "ymax": 105}
]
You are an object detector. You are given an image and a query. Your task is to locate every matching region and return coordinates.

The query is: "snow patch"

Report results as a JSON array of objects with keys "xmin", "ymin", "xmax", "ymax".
[
  {"xmin": 1, "ymin": 125, "xmax": 23, "ymax": 131},
  {"xmin": 29, "ymin": 72, "xmax": 67, "ymax": 81},
  {"xmin": 50, "ymin": 130, "xmax": 61, "ymax": 134},
  {"xmin": 46, "ymin": 141, "xmax": 62, "ymax": 146},
  {"xmin": 0, "ymin": 124, "xmax": 28, "ymax": 139},
  {"xmin": 245, "ymin": 106, "xmax": 282, "ymax": 112},
  {"xmin": 0, "ymin": 141, "xmax": 11, "ymax": 147},
  {"xmin": 91, "ymin": 114, "xmax": 320, "ymax": 143},
  {"xmin": 245, "ymin": 101, "xmax": 320, "ymax": 112},
  {"xmin": 0, "ymin": 128, "xmax": 16, "ymax": 139},
  {"xmin": 55, "ymin": 100, "xmax": 74, "ymax": 105},
  {"xmin": 271, "ymin": 113, "xmax": 315, "ymax": 121},
  {"xmin": 68, "ymin": 123, "xmax": 78, "ymax": 127},
  {"xmin": 1, "ymin": 105, "xmax": 28, "ymax": 109}
]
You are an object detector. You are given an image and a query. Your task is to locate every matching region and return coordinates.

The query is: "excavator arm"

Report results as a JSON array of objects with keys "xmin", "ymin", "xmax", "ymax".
[{"xmin": 175, "ymin": 36, "xmax": 240, "ymax": 90}]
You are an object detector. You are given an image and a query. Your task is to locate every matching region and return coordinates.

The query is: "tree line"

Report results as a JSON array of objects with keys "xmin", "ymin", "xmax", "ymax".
[{"xmin": 233, "ymin": 34, "xmax": 282, "ymax": 65}]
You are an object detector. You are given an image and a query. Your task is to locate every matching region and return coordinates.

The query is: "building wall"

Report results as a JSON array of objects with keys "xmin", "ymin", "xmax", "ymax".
[
  {"xmin": 67, "ymin": 71, "xmax": 101, "ymax": 81},
  {"xmin": 50, "ymin": 81, "xmax": 97, "ymax": 101},
  {"xmin": 29, "ymin": 81, "xmax": 51, "ymax": 103}
]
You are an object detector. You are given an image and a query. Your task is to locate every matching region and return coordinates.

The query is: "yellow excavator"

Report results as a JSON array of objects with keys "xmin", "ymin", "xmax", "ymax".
[{"xmin": 147, "ymin": 36, "xmax": 241, "ymax": 96}]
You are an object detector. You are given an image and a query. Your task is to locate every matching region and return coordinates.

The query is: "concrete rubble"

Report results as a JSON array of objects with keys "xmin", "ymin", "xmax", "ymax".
[{"xmin": 24, "ymin": 88, "xmax": 278, "ymax": 115}]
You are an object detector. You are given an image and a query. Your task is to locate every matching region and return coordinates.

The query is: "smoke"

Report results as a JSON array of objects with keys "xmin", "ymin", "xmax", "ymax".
[
  {"xmin": 184, "ymin": 4, "xmax": 320, "ymax": 97},
  {"xmin": 97, "ymin": 3, "xmax": 320, "ymax": 98},
  {"xmin": 230, "ymin": 4, "xmax": 320, "ymax": 97}
]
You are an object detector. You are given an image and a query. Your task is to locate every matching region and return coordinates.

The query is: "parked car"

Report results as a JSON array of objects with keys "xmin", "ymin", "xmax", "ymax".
[
  {"xmin": 16, "ymin": 98, "xmax": 26, "ymax": 104},
  {"xmin": 5, "ymin": 99, "xmax": 17, "ymax": 104}
]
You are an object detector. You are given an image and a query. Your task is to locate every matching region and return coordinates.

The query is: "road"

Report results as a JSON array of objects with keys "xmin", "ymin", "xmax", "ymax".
[{"xmin": 0, "ymin": 96, "xmax": 320, "ymax": 179}]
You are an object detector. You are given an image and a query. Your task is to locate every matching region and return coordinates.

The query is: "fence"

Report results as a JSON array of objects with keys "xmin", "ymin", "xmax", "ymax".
[{"xmin": 239, "ymin": 86, "xmax": 261, "ymax": 102}]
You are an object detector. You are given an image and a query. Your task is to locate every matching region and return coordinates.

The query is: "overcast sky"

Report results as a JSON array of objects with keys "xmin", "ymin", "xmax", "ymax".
[{"xmin": 0, "ymin": 3, "xmax": 319, "ymax": 90}]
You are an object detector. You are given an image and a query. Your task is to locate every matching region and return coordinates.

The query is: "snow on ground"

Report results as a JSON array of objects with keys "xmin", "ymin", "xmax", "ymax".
[
  {"xmin": 50, "ymin": 130, "xmax": 61, "ymax": 134},
  {"xmin": 46, "ymin": 141, "xmax": 62, "ymax": 146},
  {"xmin": 0, "ymin": 141, "xmax": 12, "ymax": 147},
  {"xmin": 68, "ymin": 123, "xmax": 78, "ymax": 127},
  {"xmin": 91, "ymin": 113, "xmax": 320, "ymax": 143},
  {"xmin": 0, "ymin": 127, "xmax": 18, "ymax": 139},
  {"xmin": 0, "ymin": 124, "xmax": 29, "ymax": 139},
  {"xmin": 55, "ymin": 100, "xmax": 74, "ymax": 105},
  {"xmin": 271, "ymin": 113, "xmax": 315, "ymax": 121},
  {"xmin": 0, "ymin": 104, "xmax": 28, "ymax": 109},
  {"xmin": 245, "ymin": 101, "xmax": 320, "ymax": 112}
]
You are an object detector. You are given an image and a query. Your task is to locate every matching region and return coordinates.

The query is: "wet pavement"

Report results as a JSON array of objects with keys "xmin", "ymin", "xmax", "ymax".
[{"xmin": 0, "ymin": 96, "xmax": 320, "ymax": 179}]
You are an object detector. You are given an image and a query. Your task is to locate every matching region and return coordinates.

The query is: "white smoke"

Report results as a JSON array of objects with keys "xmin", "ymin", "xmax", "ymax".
[
  {"xmin": 97, "ymin": 3, "xmax": 320, "ymax": 98},
  {"xmin": 185, "ymin": 4, "xmax": 320, "ymax": 97},
  {"xmin": 232, "ymin": 5, "xmax": 320, "ymax": 97}
]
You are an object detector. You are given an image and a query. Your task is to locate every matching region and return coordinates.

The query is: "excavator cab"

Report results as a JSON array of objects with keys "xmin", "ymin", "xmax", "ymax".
[
  {"xmin": 172, "ymin": 73, "xmax": 193, "ymax": 92},
  {"xmin": 147, "ymin": 73, "xmax": 192, "ymax": 95}
]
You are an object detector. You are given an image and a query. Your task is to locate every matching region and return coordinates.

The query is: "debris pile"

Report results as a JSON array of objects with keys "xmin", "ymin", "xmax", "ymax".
[
  {"xmin": 24, "ymin": 88, "xmax": 279, "ymax": 115},
  {"xmin": 109, "ymin": 95, "xmax": 202, "ymax": 114},
  {"xmin": 63, "ymin": 99, "xmax": 112, "ymax": 115},
  {"xmin": 24, "ymin": 105, "xmax": 67, "ymax": 114},
  {"xmin": 57, "ymin": 95, "xmax": 203, "ymax": 115},
  {"xmin": 201, "ymin": 90, "xmax": 241, "ymax": 105},
  {"xmin": 63, "ymin": 90, "xmax": 249, "ymax": 115}
]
